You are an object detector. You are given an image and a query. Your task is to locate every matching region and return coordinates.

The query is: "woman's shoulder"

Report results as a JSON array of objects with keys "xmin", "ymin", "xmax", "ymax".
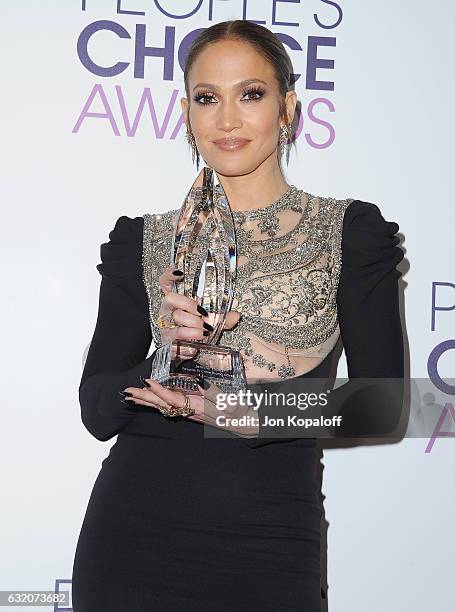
[
  {"xmin": 96, "ymin": 215, "xmax": 145, "ymax": 279},
  {"xmin": 339, "ymin": 198, "xmax": 403, "ymax": 270},
  {"xmin": 342, "ymin": 198, "xmax": 398, "ymax": 229},
  {"xmin": 105, "ymin": 214, "xmax": 144, "ymax": 239}
]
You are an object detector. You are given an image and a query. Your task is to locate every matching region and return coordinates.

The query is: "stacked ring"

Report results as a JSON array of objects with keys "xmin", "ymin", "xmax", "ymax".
[
  {"xmin": 155, "ymin": 311, "xmax": 177, "ymax": 329},
  {"xmin": 158, "ymin": 396, "xmax": 195, "ymax": 418}
]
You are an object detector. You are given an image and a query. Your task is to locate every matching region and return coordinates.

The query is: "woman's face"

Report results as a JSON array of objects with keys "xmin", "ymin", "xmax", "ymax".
[{"xmin": 181, "ymin": 39, "xmax": 296, "ymax": 177}]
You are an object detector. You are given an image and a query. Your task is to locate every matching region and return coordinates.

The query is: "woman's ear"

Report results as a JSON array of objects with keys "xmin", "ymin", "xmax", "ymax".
[
  {"xmin": 181, "ymin": 97, "xmax": 189, "ymax": 124},
  {"xmin": 284, "ymin": 90, "xmax": 297, "ymax": 125}
]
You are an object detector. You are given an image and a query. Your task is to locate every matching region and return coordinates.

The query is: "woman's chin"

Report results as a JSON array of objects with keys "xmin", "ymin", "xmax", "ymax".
[{"xmin": 205, "ymin": 155, "xmax": 256, "ymax": 177}]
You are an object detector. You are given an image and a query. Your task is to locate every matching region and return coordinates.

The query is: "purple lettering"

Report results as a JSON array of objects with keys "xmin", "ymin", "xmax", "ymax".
[
  {"xmin": 273, "ymin": 0, "xmax": 300, "ymax": 27},
  {"xmin": 117, "ymin": 0, "xmax": 145, "ymax": 16},
  {"xmin": 427, "ymin": 340, "xmax": 455, "ymax": 395},
  {"xmin": 134, "ymin": 24, "xmax": 175, "ymax": 80},
  {"xmin": 307, "ymin": 36, "xmax": 335, "ymax": 90},
  {"xmin": 314, "ymin": 0, "xmax": 343, "ymax": 29},
  {"xmin": 77, "ymin": 20, "xmax": 130, "ymax": 77},
  {"xmin": 274, "ymin": 33, "xmax": 302, "ymax": 84},
  {"xmin": 154, "ymin": 0, "xmax": 203, "ymax": 20},
  {"xmin": 305, "ymin": 98, "xmax": 335, "ymax": 148},
  {"xmin": 425, "ymin": 402, "xmax": 455, "ymax": 453},
  {"xmin": 117, "ymin": 86, "xmax": 179, "ymax": 137},
  {"xmin": 72, "ymin": 84, "xmax": 121, "ymax": 135},
  {"xmin": 431, "ymin": 282, "xmax": 455, "ymax": 331}
]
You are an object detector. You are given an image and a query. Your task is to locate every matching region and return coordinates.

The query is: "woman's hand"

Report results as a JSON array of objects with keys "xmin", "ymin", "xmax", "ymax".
[
  {"xmin": 119, "ymin": 264, "xmax": 254, "ymax": 437},
  {"xmin": 157, "ymin": 264, "xmax": 241, "ymax": 346},
  {"xmin": 120, "ymin": 378, "xmax": 259, "ymax": 438},
  {"xmin": 157, "ymin": 265, "xmax": 212, "ymax": 347}
]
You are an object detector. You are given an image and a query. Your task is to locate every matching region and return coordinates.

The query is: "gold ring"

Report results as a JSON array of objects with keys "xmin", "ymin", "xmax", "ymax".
[
  {"xmin": 180, "ymin": 395, "xmax": 195, "ymax": 417},
  {"xmin": 155, "ymin": 311, "xmax": 177, "ymax": 329},
  {"xmin": 158, "ymin": 395, "xmax": 195, "ymax": 418}
]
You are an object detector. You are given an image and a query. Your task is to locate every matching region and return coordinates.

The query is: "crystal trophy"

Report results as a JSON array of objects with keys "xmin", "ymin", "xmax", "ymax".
[{"xmin": 150, "ymin": 166, "xmax": 247, "ymax": 395}]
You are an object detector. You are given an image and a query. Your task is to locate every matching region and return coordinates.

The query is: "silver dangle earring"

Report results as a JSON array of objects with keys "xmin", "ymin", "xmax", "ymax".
[
  {"xmin": 279, "ymin": 123, "xmax": 293, "ymax": 166},
  {"xmin": 185, "ymin": 126, "xmax": 200, "ymax": 170}
]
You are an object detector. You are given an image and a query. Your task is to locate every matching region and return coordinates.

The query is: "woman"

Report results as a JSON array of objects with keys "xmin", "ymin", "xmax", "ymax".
[{"xmin": 71, "ymin": 20, "xmax": 404, "ymax": 611}]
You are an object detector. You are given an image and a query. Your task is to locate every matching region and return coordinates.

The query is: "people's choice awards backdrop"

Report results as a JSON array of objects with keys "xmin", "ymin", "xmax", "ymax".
[{"xmin": 1, "ymin": 2, "xmax": 454, "ymax": 611}]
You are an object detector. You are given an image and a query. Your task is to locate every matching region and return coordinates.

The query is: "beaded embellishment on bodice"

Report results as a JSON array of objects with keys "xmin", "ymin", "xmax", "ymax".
[{"xmin": 142, "ymin": 186, "xmax": 354, "ymax": 383}]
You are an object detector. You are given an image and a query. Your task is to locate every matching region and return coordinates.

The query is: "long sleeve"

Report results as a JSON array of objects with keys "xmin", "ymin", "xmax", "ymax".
[
  {"xmin": 326, "ymin": 199, "xmax": 405, "ymax": 436},
  {"xmin": 79, "ymin": 215, "xmax": 155, "ymax": 442},
  {"xmin": 244, "ymin": 199, "xmax": 405, "ymax": 446},
  {"xmin": 337, "ymin": 200, "xmax": 404, "ymax": 378}
]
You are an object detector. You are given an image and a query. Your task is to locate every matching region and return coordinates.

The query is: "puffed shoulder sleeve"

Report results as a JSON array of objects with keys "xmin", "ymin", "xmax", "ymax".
[
  {"xmin": 79, "ymin": 215, "xmax": 155, "ymax": 442},
  {"xmin": 326, "ymin": 199, "xmax": 405, "ymax": 437},
  {"xmin": 337, "ymin": 200, "xmax": 404, "ymax": 378},
  {"xmin": 95, "ymin": 215, "xmax": 144, "ymax": 281}
]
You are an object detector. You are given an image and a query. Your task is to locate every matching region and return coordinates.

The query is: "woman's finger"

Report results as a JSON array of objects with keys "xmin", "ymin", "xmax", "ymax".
[
  {"xmin": 169, "ymin": 307, "xmax": 209, "ymax": 332},
  {"xmin": 125, "ymin": 387, "xmax": 203, "ymax": 422},
  {"xmin": 146, "ymin": 383, "xmax": 206, "ymax": 420},
  {"xmin": 162, "ymin": 292, "xmax": 209, "ymax": 320},
  {"xmin": 126, "ymin": 380, "xmax": 204, "ymax": 414},
  {"xmin": 159, "ymin": 265, "xmax": 184, "ymax": 294},
  {"xmin": 122, "ymin": 382, "xmax": 253, "ymax": 434},
  {"xmin": 160, "ymin": 321, "xmax": 206, "ymax": 349},
  {"xmin": 122, "ymin": 386, "xmax": 176, "ymax": 411},
  {"xmin": 126, "ymin": 397, "xmax": 173, "ymax": 410}
]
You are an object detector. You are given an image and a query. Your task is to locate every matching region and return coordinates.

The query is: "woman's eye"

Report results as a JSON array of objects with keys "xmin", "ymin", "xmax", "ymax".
[
  {"xmin": 193, "ymin": 92, "xmax": 216, "ymax": 105},
  {"xmin": 193, "ymin": 87, "xmax": 265, "ymax": 105},
  {"xmin": 241, "ymin": 87, "xmax": 265, "ymax": 101}
]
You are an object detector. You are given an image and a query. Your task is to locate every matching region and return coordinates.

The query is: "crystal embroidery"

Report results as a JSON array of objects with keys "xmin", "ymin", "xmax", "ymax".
[
  {"xmin": 232, "ymin": 185, "xmax": 303, "ymax": 237},
  {"xmin": 142, "ymin": 188, "xmax": 354, "ymax": 382}
]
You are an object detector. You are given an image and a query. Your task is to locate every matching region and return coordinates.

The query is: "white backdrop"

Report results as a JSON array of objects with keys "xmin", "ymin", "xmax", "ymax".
[{"xmin": 1, "ymin": 1, "xmax": 454, "ymax": 610}]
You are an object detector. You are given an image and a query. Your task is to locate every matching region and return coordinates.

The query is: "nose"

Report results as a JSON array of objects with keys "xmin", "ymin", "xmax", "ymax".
[{"xmin": 215, "ymin": 99, "xmax": 242, "ymax": 132}]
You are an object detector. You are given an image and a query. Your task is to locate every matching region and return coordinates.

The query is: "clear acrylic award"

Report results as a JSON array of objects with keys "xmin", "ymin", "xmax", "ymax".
[{"xmin": 150, "ymin": 166, "xmax": 247, "ymax": 395}]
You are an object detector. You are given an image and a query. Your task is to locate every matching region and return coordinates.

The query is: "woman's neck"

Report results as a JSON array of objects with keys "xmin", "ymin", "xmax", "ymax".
[{"xmin": 215, "ymin": 160, "xmax": 290, "ymax": 213}]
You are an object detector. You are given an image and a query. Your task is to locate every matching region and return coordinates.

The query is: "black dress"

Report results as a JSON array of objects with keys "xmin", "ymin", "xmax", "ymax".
[{"xmin": 71, "ymin": 200, "xmax": 404, "ymax": 611}]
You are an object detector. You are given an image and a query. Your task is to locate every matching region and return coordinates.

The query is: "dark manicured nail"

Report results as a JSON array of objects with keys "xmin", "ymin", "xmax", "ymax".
[
  {"xmin": 139, "ymin": 375, "xmax": 151, "ymax": 388},
  {"xmin": 202, "ymin": 380, "xmax": 210, "ymax": 390},
  {"xmin": 203, "ymin": 322, "xmax": 214, "ymax": 331},
  {"xmin": 120, "ymin": 398, "xmax": 136, "ymax": 406},
  {"xmin": 172, "ymin": 269, "xmax": 184, "ymax": 276},
  {"xmin": 197, "ymin": 304, "xmax": 208, "ymax": 316},
  {"xmin": 196, "ymin": 377, "xmax": 204, "ymax": 387},
  {"xmin": 203, "ymin": 330, "xmax": 209, "ymax": 336},
  {"xmin": 118, "ymin": 390, "xmax": 134, "ymax": 397}
]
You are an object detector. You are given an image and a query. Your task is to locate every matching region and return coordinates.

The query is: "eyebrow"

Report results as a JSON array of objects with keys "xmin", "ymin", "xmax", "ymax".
[{"xmin": 192, "ymin": 78, "xmax": 268, "ymax": 92}]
